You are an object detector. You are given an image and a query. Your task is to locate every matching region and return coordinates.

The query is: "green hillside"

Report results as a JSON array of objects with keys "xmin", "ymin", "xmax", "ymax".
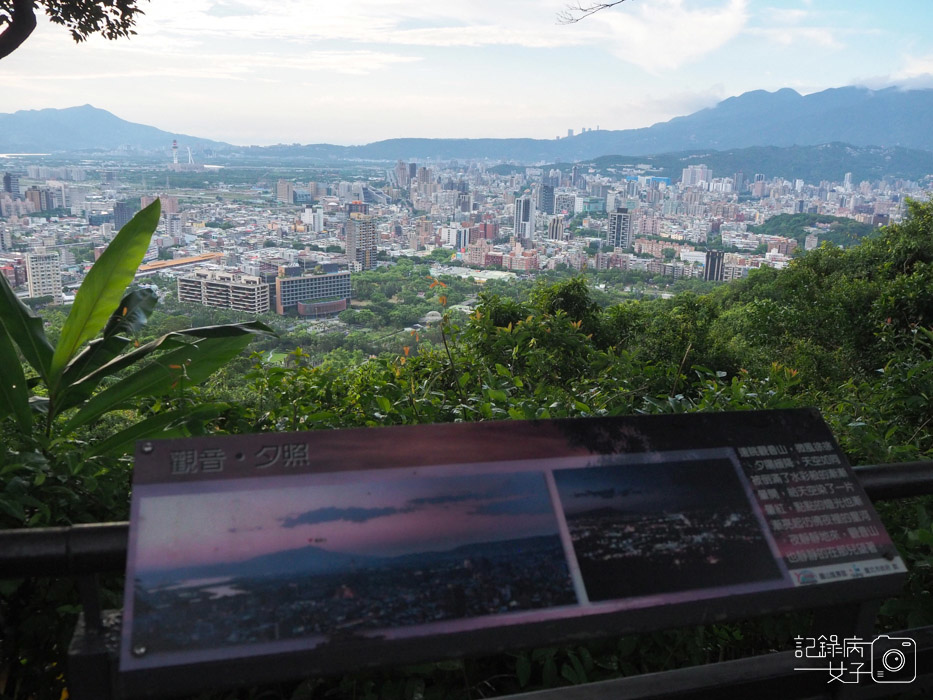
[{"xmin": 748, "ymin": 213, "xmax": 878, "ymax": 247}]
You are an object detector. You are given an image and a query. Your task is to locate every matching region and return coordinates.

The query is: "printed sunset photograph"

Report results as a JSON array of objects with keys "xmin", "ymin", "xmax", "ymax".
[
  {"xmin": 554, "ymin": 458, "xmax": 783, "ymax": 602},
  {"xmin": 126, "ymin": 470, "xmax": 576, "ymax": 658}
]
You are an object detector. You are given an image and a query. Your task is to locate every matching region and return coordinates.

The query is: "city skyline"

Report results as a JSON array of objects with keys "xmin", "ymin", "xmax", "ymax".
[{"xmin": 2, "ymin": 1, "xmax": 933, "ymax": 145}]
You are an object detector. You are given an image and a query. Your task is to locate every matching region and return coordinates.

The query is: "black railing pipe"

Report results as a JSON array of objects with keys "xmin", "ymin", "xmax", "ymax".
[{"xmin": 1, "ymin": 461, "xmax": 932, "ymax": 580}]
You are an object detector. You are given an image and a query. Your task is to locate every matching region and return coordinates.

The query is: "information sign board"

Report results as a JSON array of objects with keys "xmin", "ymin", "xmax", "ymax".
[{"xmin": 119, "ymin": 409, "xmax": 905, "ymax": 697}]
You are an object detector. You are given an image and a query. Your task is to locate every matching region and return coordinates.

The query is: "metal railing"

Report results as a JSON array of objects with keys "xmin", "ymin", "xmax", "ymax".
[
  {"xmin": 2, "ymin": 460, "xmax": 932, "ymax": 699},
  {"xmin": 5, "ymin": 462, "xmax": 932, "ymax": 578}
]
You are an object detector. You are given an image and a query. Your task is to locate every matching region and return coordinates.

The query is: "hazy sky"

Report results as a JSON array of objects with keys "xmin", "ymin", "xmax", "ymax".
[
  {"xmin": 3, "ymin": 0, "xmax": 933, "ymax": 145},
  {"xmin": 134, "ymin": 471, "xmax": 560, "ymax": 570}
]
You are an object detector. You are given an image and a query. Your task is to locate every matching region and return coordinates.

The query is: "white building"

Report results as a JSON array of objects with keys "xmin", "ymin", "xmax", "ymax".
[{"xmin": 26, "ymin": 251, "xmax": 62, "ymax": 301}]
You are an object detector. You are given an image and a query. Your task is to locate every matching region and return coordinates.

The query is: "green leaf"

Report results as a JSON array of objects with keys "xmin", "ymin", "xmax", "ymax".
[
  {"xmin": 0, "ymin": 273, "xmax": 53, "ymax": 381},
  {"xmin": 516, "ymin": 656, "xmax": 532, "ymax": 688},
  {"xmin": 51, "ymin": 199, "xmax": 161, "ymax": 382},
  {"xmin": 102, "ymin": 287, "xmax": 159, "ymax": 338},
  {"xmin": 61, "ymin": 322, "xmax": 272, "ymax": 411},
  {"xmin": 59, "ymin": 335, "xmax": 133, "ymax": 404},
  {"xmin": 84, "ymin": 403, "xmax": 229, "ymax": 458},
  {"xmin": 62, "ymin": 334, "xmax": 254, "ymax": 434},
  {"xmin": 375, "ymin": 396, "xmax": 391, "ymax": 413},
  {"xmin": 0, "ymin": 325, "xmax": 32, "ymax": 430},
  {"xmin": 59, "ymin": 289, "xmax": 160, "ymax": 404}
]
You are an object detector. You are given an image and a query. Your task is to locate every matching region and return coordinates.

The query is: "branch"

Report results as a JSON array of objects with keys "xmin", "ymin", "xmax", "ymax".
[
  {"xmin": 0, "ymin": 0, "xmax": 37, "ymax": 61},
  {"xmin": 557, "ymin": 1, "xmax": 631, "ymax": 25}
]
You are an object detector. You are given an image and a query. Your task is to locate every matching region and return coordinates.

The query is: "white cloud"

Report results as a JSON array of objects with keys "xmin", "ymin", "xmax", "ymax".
[
  {"xmin": 594, "ymin": 0, "xmax": 750, "ymax": 72},
  {"xmin": 748, "ymin": 26, "xmax": 841, "ymax": 49}
]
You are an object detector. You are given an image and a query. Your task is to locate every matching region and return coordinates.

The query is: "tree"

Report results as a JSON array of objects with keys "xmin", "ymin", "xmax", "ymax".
[
  {"xmin": 557, "ymin": 1, "xmax": 630, "ymax": 24},
  {"xmin": 0, "ymin": 0, "xmax": 145, "ymax": 61}
]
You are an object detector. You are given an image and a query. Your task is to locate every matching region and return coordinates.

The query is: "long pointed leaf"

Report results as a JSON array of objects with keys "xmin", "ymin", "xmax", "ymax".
[
  {"xmin": 62, "ymin": 335, "xmax": 254, "ymax": 434},
  {"xmin": 0, "ymin": 273, "xmax": 53, "ymax": 381},
  {"xmin": 51, "ymin": 199, "xmax": 161, "ymax": 383},
  {"xmin": 56, "ymin": 335, "xmax": 133, "ymax": 409},
  {"xmin": 102, "ymin": 288, "xmax": 159, "ymax": 338},
  {"xmin": 171, "ymin": 320, "xmax": 277, "ymax": 339},
  {"xmin": 83, "ymin": 403, "xmax": 230, "ymax": 458},
  {"xmin": 61, "ymin": 321, "xmax": 273, "ymax": 411},
  {"xmin": 0, "ymin": 321, "xmax": 32, "ymax": 430},
  {"xmin": 60, "ymin": 288, "xmax": 160, "ymax": 399}
]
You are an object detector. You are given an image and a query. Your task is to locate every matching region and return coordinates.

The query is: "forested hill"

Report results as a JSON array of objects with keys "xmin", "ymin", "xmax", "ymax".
[{"xmin": 748, "ymin": 213, "xmax": 877, "ymax": 248}]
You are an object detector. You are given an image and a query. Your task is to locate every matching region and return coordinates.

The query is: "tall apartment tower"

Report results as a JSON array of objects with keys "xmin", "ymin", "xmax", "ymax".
[
  {"xmin": 3, "ymin": 172, "xmax": 21, "ymax": 198},
  {"xmin": 547, "ymin": 216, "xmax": 564, "ymax": 241},
  {"xmin": 26, "ymin": 251, "xmax": 63, "ymax": 301},
  {"xmin": 704, "ymin": 250, "xmax": 725, "ymax": 282},
  {"xmin": 276, "ymin": 180, "xmax": 296, "ymax": 204},
  {"xmin": 514, "ymin": 196, "xmax": 536, "ymax": 241},
  {"xmin": 607, "ymin": 208, "xmax": 632, "ymax": 249},
  {"xmin": 113, "ymin": 201, "xmax": 139, "ymax": 231},
  {"xmin": 346, "ymin": 213, "xmax": 377, "ymax": 271},
  {"xmin": 681, "ymin": 165, "xmax": 712, "ymax": 187},
  {"xmin": 733, "ymin": 171, "xmax": 746, "ymax": 193},
  {"xmin": 537, "ymin": 184, "xmax": 555, "ymax": 216}
]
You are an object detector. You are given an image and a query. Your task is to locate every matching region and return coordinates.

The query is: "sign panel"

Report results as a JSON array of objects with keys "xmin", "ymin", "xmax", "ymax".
[{"xmin": 119, "ymin": 409, "xmax": 905, "ymax": 693}]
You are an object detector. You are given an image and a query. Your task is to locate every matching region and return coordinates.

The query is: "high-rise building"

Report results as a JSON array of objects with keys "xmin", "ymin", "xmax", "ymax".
[
  {"xmin": 607, "ymin": 208, "xmax": 632, "ymax": 249},
  {"xmin": 394, "ymin": 160, "xmax": 410, "ymax": 188},
  {"xmin": 26, "ymin": 251, "xmax": 63, "ymax": 301},
  {"xmin": 554, "ymin": 192, "xmax": 575, "ymax": 216},
  {"xmin": 177, "ymin": 270, "xmax": 271, "ymax": 314},
  {"xmin": 704, "ymin": 250, "xmax": 725, "ymax": 282},
  {"xmin": 439, "ymin": 225, "xmax": 471, "ymax": 249},
  {"xmin": 513, "ymin": 196, "xmax": 536, "ymax": 241},
  {"xmin": 3, "ymin": 172, "xmax": 21, "ymax": 198},
  {"xmin": 547, "ymin": 216, "xmax": 564, "ymax": 241},
  {"xmin": 681, "ymin": 165, "xmax": 712, "ymax": 188},
  {"xmin": 24, "ymin": 187, "xmax": 52, "ymax": 212},
  {"xmin": 733, "ymin": 172, "xmax": 746, "ymax": 193},
  {"xmin": 113, "ymin": 201, "xmax": 139, "ymax": 230},
  {"xmin": 140, "ymin": 195, "xmax": 178, "ymax": 214},
  {"xmin": 276, "ymin": 180, "xmax": 296, "ymax": 204},
  {"xmin": 537, "ymin": 184, "xmax": 555, "ymax": 216},
  {"xmin": 346, "ymin": 213, "xmax": 377, "ymax": 270},
  {"xmin": 274, "ymin": 268, "xmax": 351, "ymax": 316}
]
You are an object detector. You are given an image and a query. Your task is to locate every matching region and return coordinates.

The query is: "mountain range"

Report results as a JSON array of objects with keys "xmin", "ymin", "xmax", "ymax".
[
  {"xmin": 2, "ymin": 85, "xmax": 933, "ymax": 163},
  {"xmin": 137, "ymin": 535, "xmax": 562, "ymax": 586}
]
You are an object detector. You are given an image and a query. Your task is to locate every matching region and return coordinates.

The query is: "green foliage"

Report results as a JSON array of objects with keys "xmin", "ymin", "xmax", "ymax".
[
  {"xmin": 7, "ymin": 199, "xmax": 933, "ymax": 699},
  {"xmin": 0, "ymin": 201, "xmax": 274, "ymax": 698},
  {"xmin": 748, "ymin": 212, "xmax": 876, "ymax": 248}
]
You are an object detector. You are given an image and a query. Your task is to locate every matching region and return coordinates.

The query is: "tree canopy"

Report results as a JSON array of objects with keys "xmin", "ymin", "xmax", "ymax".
[{"xmin": 0, "ymin": 0, "xmax": 145, "ymax": 61}]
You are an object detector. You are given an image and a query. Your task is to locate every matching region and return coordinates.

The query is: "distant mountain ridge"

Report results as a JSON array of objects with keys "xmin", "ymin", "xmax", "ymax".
[
  {"xmin": 3, "ymin": 85, "xmax": 933, "ymax": 161},
  {"xmin": 138, "ymin": 534, "xmax": 561, "ymax": 585},
  {"xmin": 0, "ymin": 104, "xmax": 228, "ymax": 154}
]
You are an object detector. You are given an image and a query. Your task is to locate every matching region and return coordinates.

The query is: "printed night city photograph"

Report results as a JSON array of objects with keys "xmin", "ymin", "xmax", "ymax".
[
  {"xmin": 554, "ymin": 458, "xmax": 784, "ymax": 602},
  {"xmin": 128, "ymin": 471, "xmax": 576, "ymax": 656}
]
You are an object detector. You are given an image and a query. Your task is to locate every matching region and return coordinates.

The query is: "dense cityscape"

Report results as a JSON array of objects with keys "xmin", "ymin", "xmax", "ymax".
[
  {"xmin": 0, "ymin": 155, "xmax": 926, "ymax": 321},
  {"xmin": 132, "ymin": 534, "xmax": 575, "ymax": 656},
  {"xmin": 565, "ymin": 506, "xmax": 782, "ymax": 602}
]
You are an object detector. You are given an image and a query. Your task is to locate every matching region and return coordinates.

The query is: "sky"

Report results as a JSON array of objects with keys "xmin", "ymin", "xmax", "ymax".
[
  {"xmin": 2, "ymin": 0, "xmax": 933, "ymax": 145},
  {"xmin": 134, "ymin": 471, "xmax": 560, "ymax": 570},
  {"xmin": 553, "ymin": 458, "xmax": 748, "ymax": 516}
]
